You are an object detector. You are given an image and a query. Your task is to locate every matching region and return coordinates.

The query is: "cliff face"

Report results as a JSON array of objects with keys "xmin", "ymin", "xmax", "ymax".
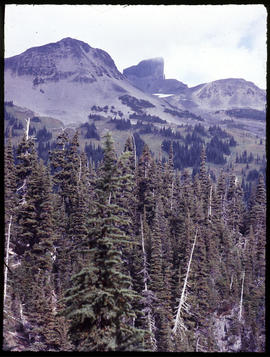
[
  {"xmin": 124, "ymin": 57, "xmax": 165, "ymax": 80},
  {"xmin": 123, "ymin": 58, "xmax": 187, "ymax": 94}
]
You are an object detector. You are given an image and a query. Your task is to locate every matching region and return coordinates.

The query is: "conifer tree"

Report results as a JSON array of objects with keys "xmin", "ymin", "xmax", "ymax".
[
  {"xmin": 3, "ymin": 133, "xmax": 19, "ymax": 350},
  {"xmin": 116, "ymin": 137, "xmax": 139, "ymax": 282},
  {"xmin": 226, "ymin": 174, "xmax": 245, "ymax": 235},
  {"xmin": 15, "ymin": 140, "xmax": 39, "ymax": 255},
  {"xmin": 136, "ymin": 211, "xmax": 157, "ymax": 351},
  {"xmin": 49, "ymin": 129, "xmax": 69, "ymax": 196},
  {"xmin": 136, "ymin": 144, "xmax": 155, "ymax": 226},
  {"xmin": 15, "ymin": 159, "xmax": 69, "ymax": 350},
  {"xmin": 5, "ymin": 133, "xmax": 17, "ymax": 219},
  {"xmin": 245, "ymin": 174, "xmax": 266, "ymax": 351},
  {"xmin": 198, "ymin": 145, "xmax": 211, "ymax": 220},
  {"xmin": 61, "ymin": 133, "xmax": 146, "ymax": 351},
  {"xmin": 49, "ymin": 130, "xmax": 82, "ymax": 292},
  {"xmin": 162, "ymin": 142, "xmax": 175, "ymax": 216}
]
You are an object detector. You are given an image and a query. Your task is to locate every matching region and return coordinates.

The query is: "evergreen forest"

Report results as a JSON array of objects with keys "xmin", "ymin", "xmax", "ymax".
[{"xmin": 3, "ymin": 124, "xmax": 266, "ymax": 352}]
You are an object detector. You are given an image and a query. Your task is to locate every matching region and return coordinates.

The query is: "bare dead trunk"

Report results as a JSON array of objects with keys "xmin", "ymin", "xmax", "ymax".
[
  {"xmin": 4, "ymin": 215, "xmax": 12, "ymax": 307},
  {"xmin": 172, "ymin": 229, "xmax": 197, "ymax": 335}
]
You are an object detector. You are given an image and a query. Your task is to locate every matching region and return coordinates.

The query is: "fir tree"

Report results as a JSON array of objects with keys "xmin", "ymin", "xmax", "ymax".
[
  {"xmin": 61, "ymin": 133, "xmax": 146, "ymax": 351},
  {"xmin": 136, "ymin": 144, "xmax": 155, "ymax": 226},
  {"xmin": 15, "ymin": 160, "xmax": 69, "ymax": 350},
  {"xmin": 3, "ymin": 133, "xmax": 19, "ymax": 350}
]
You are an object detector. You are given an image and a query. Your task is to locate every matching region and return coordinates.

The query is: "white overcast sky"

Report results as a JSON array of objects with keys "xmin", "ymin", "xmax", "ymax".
[{"xmin": 4, "ymin": 4, "xmax": 267, "ymax": 89}]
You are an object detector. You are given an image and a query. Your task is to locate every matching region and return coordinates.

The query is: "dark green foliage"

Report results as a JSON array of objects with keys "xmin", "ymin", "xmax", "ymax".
[
  {"xmin": 36, "ymin": 126, "xmax": 52, "ymax": 141},
  {"xmin": 14, "ymin": 159, "xmax": 70, "ymax": 350},
  {"xmin": 16, "ymin": 135, "xmax": 37, "ymax": 187},
  {"xmin": 206, "ymin": 136, "xmax": 230, "ymax": 164},
  {"xmin": 37, "ymin": 141, "xmax": 52, "ymax": 164},
  {"xmin": 84, "ymin": 142, "xmax": 103, "ymax": 166},
  {"xmin": 247, "ymin": 169, "xmax": 259, "ymax": 181},
  {"xmin": 31, "ymin": 116, "xmax": 41, "ymax": 122},
  {"xmin": 164, "ymin": 107, "xmax": 204, "ymax": 121},
  {"xmin": 110, "ymin": 118, "xmax": 132, "ymax": 130},
  {"xmin": 49, "ymin": 129, "xmax": 69, "ymax": 194},
  {"xmin": 119, "ymin": 94, "xmax": 155, "ymax": 112},
  {"xmin": 162, "ymin": 124, "xmax": 237, "ymax": 169},
  {"xmin": 4, "ymin": 121, "xmax": 265, "ymax": 352},
  {"xmin": 236, "ymin": 150, "xmax": 255, "ymax": 164},
  {"xmin": 79, "ymin": 122, "xmax": 100, "ymax": 139},
  {"xmin": 88, "ymin": 113, "xmax": 103, "ymax": 120},
  {"xmin": 5, "ymin": 134, "xmax": 17, "ymax": 217},
  {"xmin": 208, "ymin": 125, "xmax": 231, "ymax": 138},
  {"xmin": 133, "ymin": 132, "xmax": 146, "ymax": 158},
  {"xmin": 162, "ymin": 140, "xmax": 202, "ymax": 170},
  {"xmin": 129, "ymin": 112, "xmax": 167, "ymax": 124},
  {"xmin": 4, "ymin": 106, "xmax": 24, "ymax": 137},
  {"xmin": 225, "ymin": 108, "xmax": 265, "ymax": 121},
  {"xmin": 61, "ymin": 133, "xmax": 146, "ymax": 351}
]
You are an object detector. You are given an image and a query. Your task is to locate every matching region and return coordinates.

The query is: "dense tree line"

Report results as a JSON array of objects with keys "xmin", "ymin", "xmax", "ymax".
[
  {"xmin": 129, "ymin": 113, "xmax": 167, "ymax": 124},
  {"xmin": 79, "ymin": 122, "xmax": 100, "ymax": 140},
  {"xmin": 236, "ymin": 150, "xmax": 255, "ymax": 164},
  {"xmin": 109, "ymin": 118, "xmax": 132, "ymax": 130},
  {"xmin": 3, "ymin": 125, "xmax": 265, "ymax": 352},
  {"xmin": 164, "ymin": 108, "xmax": 204, "ymax": 121},
  {"xmin": 225, "ymin": 108, "xmax": 266, "ymax": 121},
  {"xmin": 162, "ymin": 124, "xmax": 238, "ymax": 169},
  {"xmin": 4, "ymin": 108, "xmax": 24, "ymax": 137},
  {"xmin": 118, "ymin": 95, "xmax": 155, "ymax": 113}
]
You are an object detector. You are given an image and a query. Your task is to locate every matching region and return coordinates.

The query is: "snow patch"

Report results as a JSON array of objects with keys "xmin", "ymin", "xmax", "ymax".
[{"xmin": 153, "ymin": 93, "xmax": 174, "ymax": 98}]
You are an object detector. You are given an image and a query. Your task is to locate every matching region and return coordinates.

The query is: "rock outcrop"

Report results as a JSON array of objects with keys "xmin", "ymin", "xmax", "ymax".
[{"xmin": 123, "ymin": 58, "xmax": 187, "ymax": 94}]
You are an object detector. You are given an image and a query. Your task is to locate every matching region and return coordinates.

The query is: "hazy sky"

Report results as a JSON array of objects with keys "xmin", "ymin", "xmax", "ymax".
[{"xmin": 4, "ymin": 4, "xmax": 267, "ymax": 89}]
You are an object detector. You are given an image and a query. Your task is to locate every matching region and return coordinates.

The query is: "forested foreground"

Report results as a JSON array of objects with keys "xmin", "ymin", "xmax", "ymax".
[{"xmin": 3, "ymin": 127, "xmax": 265, "ymax": 352}]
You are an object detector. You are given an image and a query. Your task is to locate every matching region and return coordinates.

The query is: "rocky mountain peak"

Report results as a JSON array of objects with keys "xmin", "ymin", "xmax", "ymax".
[
  {"xmin": 124, "ymin": 57, "xmax": 164, "ymax": 80},
  {"xmin": 190, "ymin": 78, "xmax": 266, "ymax": 110},
  {"xmin": 123, "ymin": 57, "xmax": 187, "ymax": 94},
  {"xmin": 5, "ymin": 37, "xmax": 124, "ymax": 81}
]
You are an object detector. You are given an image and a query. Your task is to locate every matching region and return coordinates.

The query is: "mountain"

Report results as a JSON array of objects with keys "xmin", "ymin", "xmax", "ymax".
[
  {"xmin": 4, "ymin": 38, "xmax": 181, "ymax": 125},
  {"xmin": 123, "ymin": 57, "xmax": 188, "ymax": 94},
  {"xmin": 123, "ymin": 60, "xmax": 266, "ymax": 128},
  {"xmin": 172, "ymin": 78, "xmax": 266, "ymax": 111},
  {"xmin": 123, "ymin": 58, "xmax": 266, "ymax": 134},
  {"xmin": 164, "ymin": 78, "xmax": 266, "ymax": 135},
  {"xmin": 124, "ymin": 58, "xmax": 265, "ymax": 111}
]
